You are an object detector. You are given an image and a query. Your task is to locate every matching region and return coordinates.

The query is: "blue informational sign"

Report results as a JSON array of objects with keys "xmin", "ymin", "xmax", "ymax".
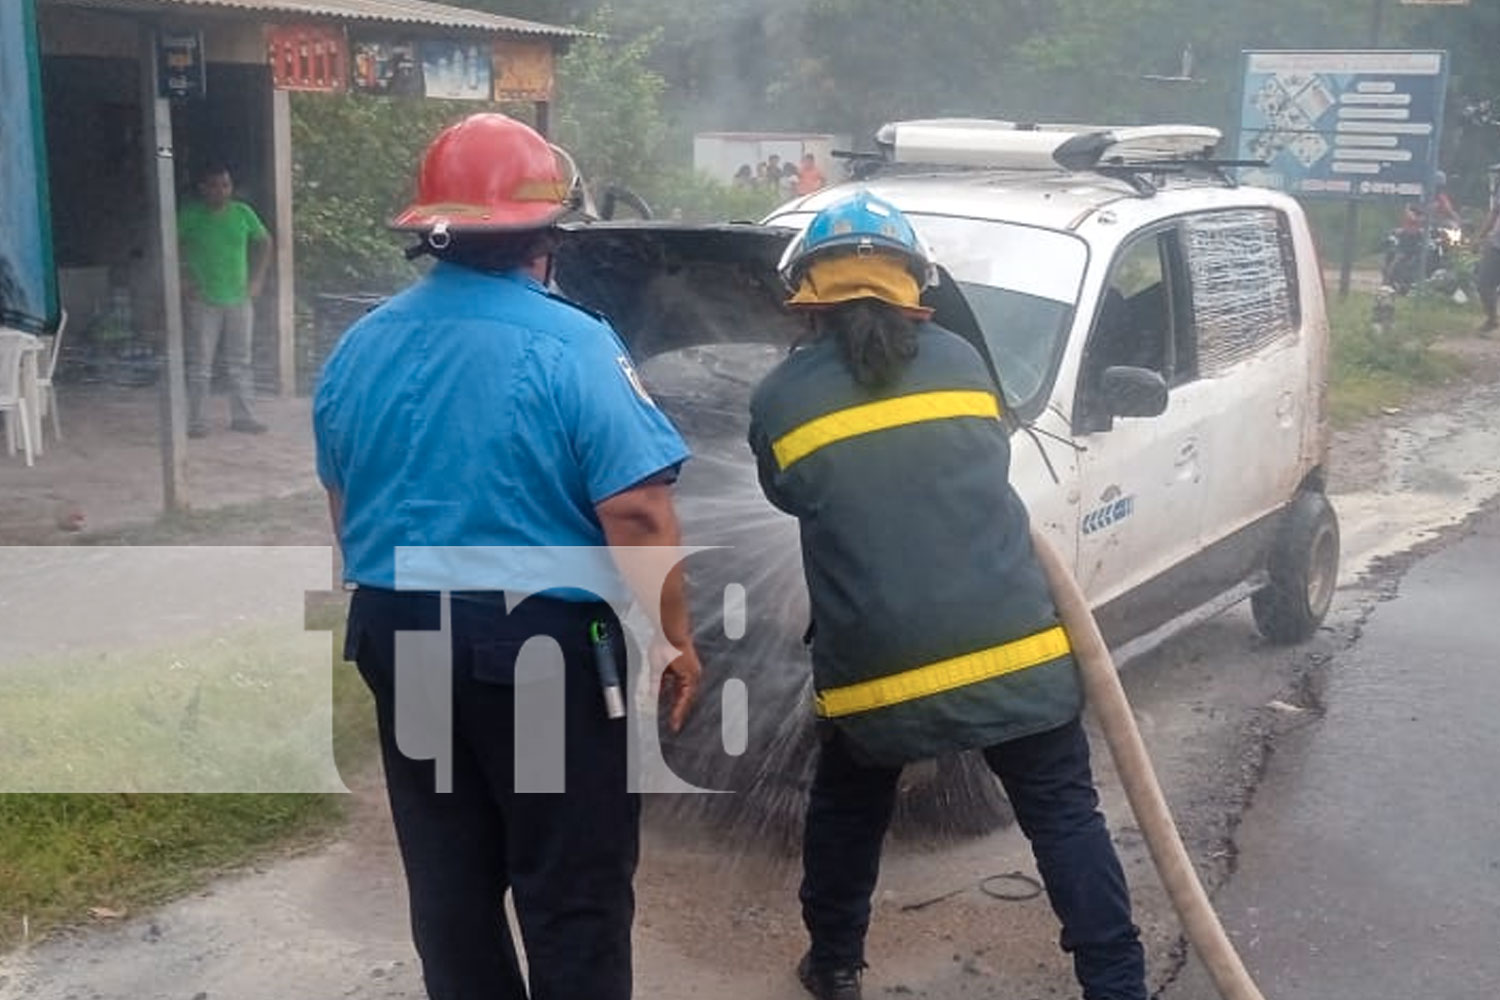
[
  {"xmin": 0, "ymin": 0, "xmax": 57, "ymax": 333},
  {"xmin": 1237, "ymin": 50, "xmax": 1449, "ymax": 201}
]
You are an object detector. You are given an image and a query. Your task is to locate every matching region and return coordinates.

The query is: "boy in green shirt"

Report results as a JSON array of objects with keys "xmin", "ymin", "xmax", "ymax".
[{"xmin": 177, "ymin": 163, "xmax": 273, "ymax": 436}]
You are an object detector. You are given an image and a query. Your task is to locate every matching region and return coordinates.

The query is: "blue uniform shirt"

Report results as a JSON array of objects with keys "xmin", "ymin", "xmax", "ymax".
[{"xmin": 313, "ymin": 263, "xmax": 690, "ymax": 596}]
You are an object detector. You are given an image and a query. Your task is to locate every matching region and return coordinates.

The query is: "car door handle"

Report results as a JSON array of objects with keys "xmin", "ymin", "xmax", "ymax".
[{"xmin": 1175, "ymin": 441, "xmax": 1197, "ymax": 466}]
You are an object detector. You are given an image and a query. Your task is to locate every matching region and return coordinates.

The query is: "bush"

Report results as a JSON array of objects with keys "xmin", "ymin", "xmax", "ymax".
[
  {"xmin": 289, "ymin": 94, "xmax": 460, "ymax": 298},
  {"xmin": 1327, "ymin": 288, "xmax": 1469, "ymax": 424},
  {"xmin": 632, "ymin": 167, "xmax": 785, "ymax": 223}
]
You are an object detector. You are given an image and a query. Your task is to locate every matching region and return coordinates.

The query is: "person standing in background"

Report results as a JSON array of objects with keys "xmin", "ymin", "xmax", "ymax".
[
  {"xmin": 1478, "ymin": 163, "xmax": 1500, "ymax": 335},
  {"xmin": 177, "ymin": 162, "xmax": 272, "ymax": 436},
  {"xmin": 796, "ymin": 153, "xmax": 828, "ymax": 196}
]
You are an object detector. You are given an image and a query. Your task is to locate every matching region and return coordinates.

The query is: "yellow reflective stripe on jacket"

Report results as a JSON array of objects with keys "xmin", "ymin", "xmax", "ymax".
[
  {"xmin": 814, "ymin": 625, "xmax": 1072, "ymax": 719},
  {"xmin": 771, "ymin": 390, "xmax": 1001, "ymax": 471}
]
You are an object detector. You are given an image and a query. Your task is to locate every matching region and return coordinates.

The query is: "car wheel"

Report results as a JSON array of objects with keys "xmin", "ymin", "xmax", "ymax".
[{"xmin": 1252, "ymin": 490, "xmax": 1340, "ymax": 644}]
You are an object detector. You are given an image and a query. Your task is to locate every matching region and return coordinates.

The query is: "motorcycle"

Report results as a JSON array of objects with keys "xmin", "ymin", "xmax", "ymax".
[{"xmin": 1382, "ymin": 220, "xmax": 1464, "ymax": 295}]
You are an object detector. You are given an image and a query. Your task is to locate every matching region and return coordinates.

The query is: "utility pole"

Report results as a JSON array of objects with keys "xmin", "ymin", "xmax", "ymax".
[
  {"xmin": 1338, "ymin": 0, "xmax": 1390, "ymax": 299},
  {"xmin": 140, "ymin": 23, "xmax": 189, "ymax": 511}
]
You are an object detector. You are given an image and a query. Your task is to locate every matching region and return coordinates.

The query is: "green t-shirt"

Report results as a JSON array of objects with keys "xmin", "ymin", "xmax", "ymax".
[{"xmin": 177, "ymin": 199, "xmax": 270, "ymax": 305}]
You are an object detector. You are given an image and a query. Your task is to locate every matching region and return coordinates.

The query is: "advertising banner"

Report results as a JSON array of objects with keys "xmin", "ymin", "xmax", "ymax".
[
  {"xmin": 493, "ymin": 39, "xmax": 555, "ymax": 102},
  {"xmin": 268, "ymin": 24, "xmax": 348, "ymax": 92},
  {"xmin": 350, "ymin": 37, "xmax": 423, "ymax": 96},
  {"xmin": 420, "ymin": 40, "xmax": 492, "ymax": 101}
]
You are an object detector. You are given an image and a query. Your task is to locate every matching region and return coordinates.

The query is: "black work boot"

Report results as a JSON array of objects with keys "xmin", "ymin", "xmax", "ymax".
[{"xmin": 797, "ymin": 951, "xmax": 863, "ymax": 1000}]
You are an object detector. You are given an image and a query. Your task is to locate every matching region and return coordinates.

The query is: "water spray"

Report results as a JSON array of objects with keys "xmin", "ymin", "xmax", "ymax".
[{"xmin": 555, "ymin": 225, "xmax": 1273, "ymax": 997}]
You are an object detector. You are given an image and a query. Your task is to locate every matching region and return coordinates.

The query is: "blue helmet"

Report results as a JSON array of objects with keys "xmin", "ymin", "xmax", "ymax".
[{"xmin": 778, "ymin": 190, "xmax": 936, "ymax": 290}]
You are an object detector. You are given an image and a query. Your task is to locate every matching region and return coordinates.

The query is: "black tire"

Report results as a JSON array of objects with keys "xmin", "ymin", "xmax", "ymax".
[{"xmin": 1252, "ymin": 490, "xmax": 1340, "ymax": 644}]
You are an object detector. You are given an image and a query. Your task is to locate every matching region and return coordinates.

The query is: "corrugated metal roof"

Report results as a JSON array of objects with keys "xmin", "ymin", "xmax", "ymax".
[{"xmin": 43, "ymin": 0, "xmax": 584, "ymax": 38}]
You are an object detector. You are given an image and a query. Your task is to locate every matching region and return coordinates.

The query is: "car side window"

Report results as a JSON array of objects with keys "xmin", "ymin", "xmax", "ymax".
[
  {"xmin": 1181, "ymin": 209, "xmax": 1301, "ymax": 376},
  {"xmin": 1076, "ymin": 228, "xmax": 1188, "ymax": 430}
]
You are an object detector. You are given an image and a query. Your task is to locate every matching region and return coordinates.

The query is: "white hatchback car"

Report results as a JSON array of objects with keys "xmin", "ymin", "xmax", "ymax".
[
  {"xmin": 560, "ymin": 119, "xmax": 1340, "ymax": 653},
  {"xmin": 554, "ymin": 120, "xmax": 1340, "ymax": 836}
]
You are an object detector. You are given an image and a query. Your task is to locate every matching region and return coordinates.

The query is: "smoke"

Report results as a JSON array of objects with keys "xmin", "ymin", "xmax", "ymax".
[
  {"xmin": 563, "ymin": 0, "xmax": 1424, "ymax": 149},
  {"xmin": 552, "ymin": 229, "xmax": 1013, "ymax": 856},
  {"xmin": 640, "ymin": 343, "xmax": 1013, "ymax": 856}
]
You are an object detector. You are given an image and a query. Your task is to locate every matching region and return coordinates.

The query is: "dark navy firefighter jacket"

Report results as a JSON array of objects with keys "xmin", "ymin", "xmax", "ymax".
[{"xmin": 748, "ymin": 322, "xmax": 1081, "ymax": 766}]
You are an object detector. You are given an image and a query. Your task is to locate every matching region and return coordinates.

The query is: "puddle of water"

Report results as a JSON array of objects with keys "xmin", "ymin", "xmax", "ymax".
[{"xmin": 1335, "ymin": 385, "xmax": 1500, "ymax": 583}]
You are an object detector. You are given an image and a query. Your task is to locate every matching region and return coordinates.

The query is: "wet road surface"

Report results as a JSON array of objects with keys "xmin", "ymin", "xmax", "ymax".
[{"xmin": 1161, "ymin": 505, "xmax": 1500, "ymax": 1000}]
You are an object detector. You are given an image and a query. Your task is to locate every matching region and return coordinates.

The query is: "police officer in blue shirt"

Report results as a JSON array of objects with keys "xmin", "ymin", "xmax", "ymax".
[{"xmin": 314, "ymin": 114, "xmax": 702, "ymax": 1000}]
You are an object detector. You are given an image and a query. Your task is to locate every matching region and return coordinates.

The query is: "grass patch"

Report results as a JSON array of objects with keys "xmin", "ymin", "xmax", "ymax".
[
  {"xmin": 1328, "ymin": 289, "xmax": 1473, "ymax": 426},
  {"xmin": 0, "ymin": 793, "xmax": 343, "ymax": 947},
  {"xmin": 0, "ymin": 606, "xmax": 373, "ymax": 949},
  {"xmin": 3, "ymin": 490, "xmax": 366, "ymax": 947}
]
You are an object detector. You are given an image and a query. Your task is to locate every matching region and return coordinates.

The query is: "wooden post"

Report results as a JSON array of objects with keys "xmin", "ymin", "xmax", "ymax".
[
  {"xmin": 140, "ymin": 22, "xmax": 189, "ymax": 511},
  {"xmin": 1339, "ymin": 0, "xmax": 1390, "ymax": 301},
  {"xmin": 534, "ymin": 100, "xmax": 550, "ymax": 138},
  {"xmin": 271, "ymin": 87, "xmax": 296, "ymax": 396},
  {"xmin": 1337, "ymin": 201, "xmax": 1360, "ymax": 301}
]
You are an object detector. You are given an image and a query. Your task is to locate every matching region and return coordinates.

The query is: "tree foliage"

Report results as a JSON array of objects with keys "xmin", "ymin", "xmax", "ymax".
[
  {"xmin": 291, "ymin": 0, "xmax": 1500, "ymax": 297},
  {"xmin": 461, "ymin": 0, "xmax": 1499, "ymax": 165},
  {"xmin": 553, "ymin": 8, "xmax": 667, "ymax": 195},
  {"xmin": 289, "ymin": 94, "xmax": 458, "ymax": 295}
]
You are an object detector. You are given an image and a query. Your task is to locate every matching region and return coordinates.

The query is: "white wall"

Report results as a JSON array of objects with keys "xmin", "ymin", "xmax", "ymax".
[{"xmin": 693, "ymin": 134, "xmax": 848, "ymax": 184}]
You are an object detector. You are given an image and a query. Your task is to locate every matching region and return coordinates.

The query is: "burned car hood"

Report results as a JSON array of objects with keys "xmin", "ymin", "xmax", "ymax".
[
  {"xmin": 551, "ymin": 220, "xmax": 1002, "ymax": 391},
  {"xmin": 552, "ymin": 221, "xmax": 802, "ymax": 361},
  {"xmin": 549, "ymin": 222, "xmax": 1013, "ymax": 846}
]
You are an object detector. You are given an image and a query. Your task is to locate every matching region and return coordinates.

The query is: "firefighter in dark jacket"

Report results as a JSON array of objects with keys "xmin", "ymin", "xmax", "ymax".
[{"xmin": 748, "ymin": 190, "xmax": 1148, "ymax": 1000}]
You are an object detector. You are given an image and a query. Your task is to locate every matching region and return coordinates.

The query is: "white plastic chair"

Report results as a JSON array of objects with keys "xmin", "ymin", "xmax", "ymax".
[
  {"xmin": 0, "ymin": 330, "xmax": 36, "ymax": 467},
  {"xmin": 36, "ymin": 309, "xmax": 66, "ymax": 441}
]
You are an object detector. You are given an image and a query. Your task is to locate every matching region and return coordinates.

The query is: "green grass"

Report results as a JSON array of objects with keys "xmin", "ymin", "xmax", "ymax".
[
  {"xmin": 0, "ymin": 606, "xmax": 373, "ymax": 949},
  {"xmin": 1327, "ymin": 288, "xmax": 1474, "ymax": 426},
  {"xmin": 0, "ymin": 793, "xmax": 343, "ymax": 947}
]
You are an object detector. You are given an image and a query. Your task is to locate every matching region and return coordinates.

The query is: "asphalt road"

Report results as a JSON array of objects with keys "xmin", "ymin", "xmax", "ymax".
[{"xmin": 1160, "ymin": 505, "xmax": 1500, "ymax": 1000}]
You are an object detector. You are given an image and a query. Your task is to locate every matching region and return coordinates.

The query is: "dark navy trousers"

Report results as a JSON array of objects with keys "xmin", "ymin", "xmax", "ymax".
[
  {"xmin": 800, "ymin": 717, "xmax": 1148, "ymax": 1000},
  {"xmin": 347, "ymin": 588, "xmax": 639, "ymax": 1000}
]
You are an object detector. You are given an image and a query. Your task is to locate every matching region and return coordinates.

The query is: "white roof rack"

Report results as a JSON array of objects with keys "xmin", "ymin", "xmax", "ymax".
[{"xmin": 874, "ymin": 119, "xmax": 1223, "ymax": 173}]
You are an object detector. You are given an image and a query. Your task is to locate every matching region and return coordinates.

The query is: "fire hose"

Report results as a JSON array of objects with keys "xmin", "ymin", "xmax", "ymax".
[{"xmin": 1031, "ymin": 530, "xmax": 1267, "ymax": 1000}]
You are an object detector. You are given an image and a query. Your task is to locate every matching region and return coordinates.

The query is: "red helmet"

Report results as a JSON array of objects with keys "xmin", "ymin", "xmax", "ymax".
[{"xmin": 390, "ymin": 113, "xmax": 576, "ymax": 235}]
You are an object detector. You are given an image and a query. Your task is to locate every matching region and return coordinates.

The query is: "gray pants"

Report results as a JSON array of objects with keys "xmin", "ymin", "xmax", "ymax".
[{"xmin": 186, "ymin": 299, "xmax": 257, "ymax": 429}]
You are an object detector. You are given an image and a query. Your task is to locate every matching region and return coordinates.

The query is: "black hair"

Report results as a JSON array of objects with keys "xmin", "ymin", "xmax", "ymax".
[
  {"xmin": 196, "ymin": 161, "xmax": 232, "ymax": 182},
  {"xmin": 418, "ymin": 229, "xmax": 558, "ymax": 273},
  {"xmin": 813, "ymin": 299, "xmax": 919, "ymax": 389}
]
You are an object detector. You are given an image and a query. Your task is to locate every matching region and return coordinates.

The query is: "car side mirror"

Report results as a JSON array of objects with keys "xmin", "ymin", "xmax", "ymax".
[{"xmin": 1100, "ymin": 366, "xmax": 1168, "ymax": 419}]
